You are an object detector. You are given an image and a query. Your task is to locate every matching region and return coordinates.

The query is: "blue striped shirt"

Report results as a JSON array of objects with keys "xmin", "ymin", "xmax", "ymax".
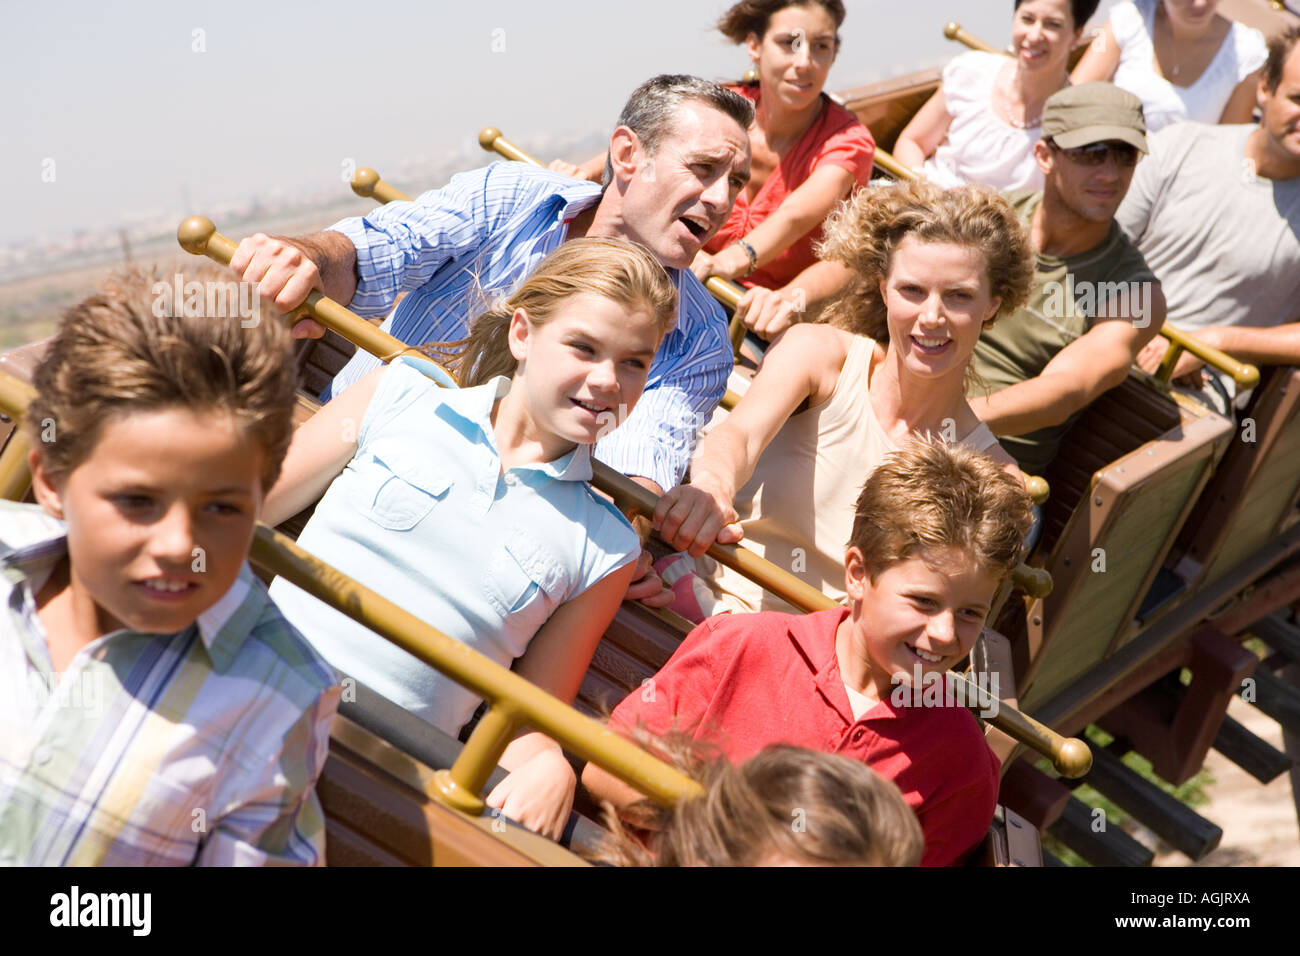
[{"xmin": 324, "ymin": 161, "xmax": 733, "ymax": 491}]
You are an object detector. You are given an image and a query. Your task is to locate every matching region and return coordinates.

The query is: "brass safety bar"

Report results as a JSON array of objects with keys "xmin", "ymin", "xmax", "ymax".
[
  {"xmin": 176, "ymin": 221, "xmax": 1088, "ymax": 776},
  {"xmin": 1155, "ymin": 324, "xmax": 1259, "ymax": 390},
  {"xmin": 944, "ymin": 21, "xmax": 1002, "ymax": 54},
  {"xmin": 249, "ymin": 526, "xmax": 704, "ymax": 812},
  {"xmin": 0, "ymin": 370, "xmax": 703, "ymax": 814},
  {"xmin": 0, "ymin": 374, "xmax": 36, "ymax": 501}
]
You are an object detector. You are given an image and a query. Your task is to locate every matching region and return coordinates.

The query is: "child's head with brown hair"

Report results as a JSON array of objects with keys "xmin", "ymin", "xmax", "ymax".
[
  {"xmin": 27, "ymin": 263, "xmax": 297, "ymax": 488},
  {"xmin": 841, "ymin": 436, "xmax": 1033, "ymax": 694},
  {"xmin": 818, "ymin": 180, "xmax": 1034, "ymax": 344},
  {"xmin": 434, "ymin": 237, "xmax": 678, "ymax": 389},
  {"xmin": 593, "ymin": 742, "xmax": 924, "ymax": 867},
  {"xmin": 25, "ymin": 263, "xmax": 298, "ymax": 637}
]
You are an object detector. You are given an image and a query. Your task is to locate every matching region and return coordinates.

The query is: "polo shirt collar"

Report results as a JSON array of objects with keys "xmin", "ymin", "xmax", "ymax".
[
  {"xmin": 787, "ymin": 607, "xmax": 900, "ymax": 725},
  {"xmin": 426, "ymin": 372, "xmax": 595, "ymax": 484},
  {"xmin": 0, "ymin": 501, "xmax": 262, "ymax": 672}
]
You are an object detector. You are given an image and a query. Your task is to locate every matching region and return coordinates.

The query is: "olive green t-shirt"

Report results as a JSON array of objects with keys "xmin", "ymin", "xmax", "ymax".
[{"xmin": 969, "ymin": 190, "xmax": 1157, "ymax": 476}]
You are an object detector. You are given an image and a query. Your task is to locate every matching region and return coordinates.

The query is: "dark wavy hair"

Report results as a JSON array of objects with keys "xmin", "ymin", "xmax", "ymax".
[{"xmin": 717, "ymin": 0, "xmax": 846, "ymax": 44}]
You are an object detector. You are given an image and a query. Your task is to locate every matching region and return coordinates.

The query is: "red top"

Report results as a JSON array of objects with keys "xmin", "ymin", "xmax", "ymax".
[
  {"xmin": 609, "ymin": 608, "xmax": 1000, "ymax": 867},
  {"xmin": 704, "ymin": 84, "xmax": 876, "ymax": 290}
]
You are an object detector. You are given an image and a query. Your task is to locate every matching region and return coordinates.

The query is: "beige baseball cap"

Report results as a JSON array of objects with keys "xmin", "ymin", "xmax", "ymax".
[{"xmin": 1042, "ymin": 82, "xmax": 1148, "ymax": 152}]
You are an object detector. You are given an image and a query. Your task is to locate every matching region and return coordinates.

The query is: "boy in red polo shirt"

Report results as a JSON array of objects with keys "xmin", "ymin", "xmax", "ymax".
[{"xmin": 585, "ymin": 438, "xmax": 1033, "ymax": 866}]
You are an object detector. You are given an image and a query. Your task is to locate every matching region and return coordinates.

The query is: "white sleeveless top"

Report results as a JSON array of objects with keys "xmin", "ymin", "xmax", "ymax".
[
  {"xmin": 1110, "ymin": 0, "xmax": 1267, "ymax": 133},
  {"xmin": 696, "ymin": 335, "xmax": 1002, "ymax": 615},
  {"xmin": 923, "ymin": 51, "xmax": 1046, "ymax": 192}
]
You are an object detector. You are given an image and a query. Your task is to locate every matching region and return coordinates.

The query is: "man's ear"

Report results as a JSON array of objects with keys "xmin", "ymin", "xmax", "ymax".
[
  {"xmin": 507, "ymin": 307, "xmax": 531, "ymax": 365},
  {"xmin": 607, "ymin": 126, "xmax": 644, "ymax": 188},
  {"xmin": 844, "ymin": 546, "xmax": 869, "ymax": 602},
  {"xmin": 1033, "ymin": 139, "xmax": 1054, "ymax": 176},
  {"xmin": 28, "ymin": 447, "xmax": 65, "ymax": 520}
]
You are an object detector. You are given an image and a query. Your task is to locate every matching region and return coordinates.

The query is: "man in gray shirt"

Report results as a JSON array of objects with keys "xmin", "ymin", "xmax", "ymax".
[{"xmin": 1119, "ymin": 25, "xmax": 1300, "ymax": 399}]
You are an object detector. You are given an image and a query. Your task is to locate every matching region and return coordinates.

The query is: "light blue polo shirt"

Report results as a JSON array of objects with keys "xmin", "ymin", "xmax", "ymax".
[{"xmin": 269, "ymin": 358, "xmax": 639, "ymax": 736}]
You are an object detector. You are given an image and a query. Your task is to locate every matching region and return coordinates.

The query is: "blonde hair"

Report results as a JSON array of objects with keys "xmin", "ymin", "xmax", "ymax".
[
  {"xmin": 818, "ymin": 181, "xmax": 1034, "ymax": 342},
  {"xmin": 850, "ymin": 435, "xmax": 1033, "ymax": 584},
  {"xmin": 425, "ymin": 238, "xmax": 678, "ymax": 387},
  {"xmin": 589, "ymin": 739, "xmax": 924, "ymax": 867},
  {"xmin": 26, "ymin": 264, "xmax": 297, "ymax": 489}
]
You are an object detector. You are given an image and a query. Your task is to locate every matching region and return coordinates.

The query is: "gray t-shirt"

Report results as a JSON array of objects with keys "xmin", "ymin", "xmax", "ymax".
[{"xmin": 1116, "ymin": 122, "xmax": 1300, "ymax": 333}]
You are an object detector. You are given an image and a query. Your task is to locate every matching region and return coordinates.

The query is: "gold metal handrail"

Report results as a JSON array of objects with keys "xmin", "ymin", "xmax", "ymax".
[
  {"xmin": 177, "ymin": 221, "xmax": 1088, "ymax": 777},
  {"xmin": 0, "ymin": 370, "xmax": 704, "ymax": 814},
  {"xmin": 0, "ymin": 374, "xmax": 36, "ymax": 501},
  {"xmin": 249, "ymin": 525, "xmax": 704, "ymax": 812},
  {"xmin": 1154, "ymin": 324, "xmax": 1259, "ymax": 390}
]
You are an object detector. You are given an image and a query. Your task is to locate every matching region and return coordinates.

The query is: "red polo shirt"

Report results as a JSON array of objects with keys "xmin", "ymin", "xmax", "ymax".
[{"xmin": 609, "ymin": 608, "xmax": 1000, "ymax": 866}]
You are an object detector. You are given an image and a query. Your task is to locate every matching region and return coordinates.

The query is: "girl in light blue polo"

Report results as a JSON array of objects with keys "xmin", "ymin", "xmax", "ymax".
[{"xmin": 263, "ymin": 238, "xmax": 678, "ymax": 839}]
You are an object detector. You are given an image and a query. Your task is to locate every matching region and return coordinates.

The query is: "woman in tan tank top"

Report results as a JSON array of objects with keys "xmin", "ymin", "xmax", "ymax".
[{"xmin": 652, "ymin": 181, "xmax": 1035, "ymax": 618}]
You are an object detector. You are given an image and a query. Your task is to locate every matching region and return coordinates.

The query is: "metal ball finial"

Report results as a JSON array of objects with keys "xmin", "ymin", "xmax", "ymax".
[
  {"xmin": 1057, "ymin": 737, "xmax": 1093, "ymax": 778},
  {"xmin": 177, "ymin": 216, "xmax": 216, "ymax": 255},
  {"xmin": 351, "ymin": 167, "xmax": 380, "ymax": 198}
]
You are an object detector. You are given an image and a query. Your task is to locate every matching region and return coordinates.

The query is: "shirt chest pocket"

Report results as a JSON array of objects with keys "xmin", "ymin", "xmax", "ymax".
[
  {"xmin": 483, "ymin": 529, "xmax": 570, "ymax": 624},
  {"xmin": 351, "ymin": 447, "xmax": 453, "ymax": 532}
]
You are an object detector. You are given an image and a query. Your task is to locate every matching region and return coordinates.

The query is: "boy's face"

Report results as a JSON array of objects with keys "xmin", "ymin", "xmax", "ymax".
[
  {"xmin": 844, "ymin": 546, "xmax": 999, "ymax": 698},
  {"xmin": 31, "ymin": 407, "xmax": 266, "ymax": 637}
]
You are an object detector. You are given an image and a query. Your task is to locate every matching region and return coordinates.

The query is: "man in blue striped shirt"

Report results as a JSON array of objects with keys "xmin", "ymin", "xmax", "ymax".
[{"xmin": 229, "ymin": 76, "xmax": 751, "ymax": 503}]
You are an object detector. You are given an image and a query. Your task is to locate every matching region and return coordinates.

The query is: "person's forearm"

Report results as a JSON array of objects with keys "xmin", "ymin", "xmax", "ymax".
[
  {"xmin": 973, "ymin": 375, "xmax": 1090, "ymax": 437},
  {"xmin": 689, "ymin": 425, "xmax": 753, "ymax": 503},
  {"xmin": 785, "ymin": 261, "xmax": 855, "ymax": 319},
  {"xmin": 891, "ymin": 136, "xmax": 927, "ymax": 171},
  {"xmin": 1200, "ymin": 323, "xmax": 1300, "ymax": 368},
  {"xmin": 581, "ymin": 760, "xmax": 652, "ymax": 813},
  {"xmin": 286, "ymin": 231, "xmax": 359, "ymax": 306}
]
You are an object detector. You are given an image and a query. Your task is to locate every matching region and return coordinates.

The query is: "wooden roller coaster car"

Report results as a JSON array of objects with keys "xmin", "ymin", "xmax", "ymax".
[{"xmin": 4, "ymin": 16, "xmax": 1299, "ymax": 865}]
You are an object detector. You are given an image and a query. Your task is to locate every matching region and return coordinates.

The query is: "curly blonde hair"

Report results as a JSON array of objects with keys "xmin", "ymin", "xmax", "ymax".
[{"xmin": 818, "ymin": 181, "xmax": 1034, "ymax": 342}]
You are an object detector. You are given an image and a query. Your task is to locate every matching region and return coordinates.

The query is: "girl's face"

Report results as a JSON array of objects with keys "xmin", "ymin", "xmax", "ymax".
[
  {"xmin": 1011, "ymin": 0, "xmax": 1078, "ymax": 74},
  {"xmin": 747, "ymin": 3, "xmax": 839, "ymax": 113},
  {"xmin": 31, "ymin": 407, "xmax": 265, "ymax": 638},
  {"xmin": 880, "ymin": 236, "xmax": 1000, "ymax": 383},
  {"xmin": 508, "ymin": 292, "xmax": 661, "ymax": 455}
]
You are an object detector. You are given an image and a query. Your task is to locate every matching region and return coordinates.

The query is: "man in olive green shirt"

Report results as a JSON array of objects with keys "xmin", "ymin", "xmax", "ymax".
[{"xmin": 969, "ymin": 83, "xmax": 1167, "ymax": 476}]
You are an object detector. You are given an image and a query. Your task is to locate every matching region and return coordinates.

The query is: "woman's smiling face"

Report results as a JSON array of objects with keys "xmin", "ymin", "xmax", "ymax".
[{"xmin": 880, "ymin": 236, "xmax": 1000, "ymax": 383}]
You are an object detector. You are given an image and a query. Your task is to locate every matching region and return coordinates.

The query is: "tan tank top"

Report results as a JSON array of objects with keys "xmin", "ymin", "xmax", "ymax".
[{"xmin": 699, "ymin": 335, "xmax": 1001, "ymax": 615}]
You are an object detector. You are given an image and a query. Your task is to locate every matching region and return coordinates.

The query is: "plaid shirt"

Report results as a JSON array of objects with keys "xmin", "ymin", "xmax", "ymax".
[
  {"xmin": 324, "ymin": 161, "xmax": 734, "ymax": 492},
  {"xmin": 0, "ymin": 501, "xmax": 340, "ymax": 866}
]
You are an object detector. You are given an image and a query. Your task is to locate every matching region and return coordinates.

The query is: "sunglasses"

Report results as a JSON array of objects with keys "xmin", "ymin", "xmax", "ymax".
[{"xmin": 1048, "ymin": 140, "xmax": 1141, "ymax": 168}]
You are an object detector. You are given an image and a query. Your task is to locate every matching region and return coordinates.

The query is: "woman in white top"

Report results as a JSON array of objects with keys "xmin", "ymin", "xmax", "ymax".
[
  {"xmin": 650, "ymin": 182, "xmax": 1034, "ymax": 620},
  {"xmin": 1071, "ymin": 0, "xmax": 1267, "ymax": 131},
  {"xmin": 893, "ymin": 0, "xmax": 1100, "ymax": 191}
]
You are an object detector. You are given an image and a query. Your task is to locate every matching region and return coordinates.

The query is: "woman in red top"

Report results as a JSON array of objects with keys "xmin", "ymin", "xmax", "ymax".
[
  {"xmin": 553, "ymin": 1, "xmax": 875, "ymax": 340},
  {"xmin": 695, "ymin": 0, "xmax": 875, "ymax": 339}
]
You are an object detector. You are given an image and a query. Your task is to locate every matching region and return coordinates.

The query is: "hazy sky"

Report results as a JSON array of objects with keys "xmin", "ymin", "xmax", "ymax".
[{"xmin": 2, "ymin": 1, "xmax": 1117, "ymax": 246}]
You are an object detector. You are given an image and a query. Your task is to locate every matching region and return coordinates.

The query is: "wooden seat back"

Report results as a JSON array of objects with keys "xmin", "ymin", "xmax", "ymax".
[
  {"xmin": 1012, "ymin": 377, "xmax": 1234, "ymax": 712},
  {"xmin": 1172, "ymin": 366, "xmax": 1300, "ymax": 590}
]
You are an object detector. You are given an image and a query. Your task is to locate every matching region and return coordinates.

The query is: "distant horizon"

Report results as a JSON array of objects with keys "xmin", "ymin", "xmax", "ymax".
[{"xmin": 4, "ymin": 0, "xmax": 1075, "ymax": 249}]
